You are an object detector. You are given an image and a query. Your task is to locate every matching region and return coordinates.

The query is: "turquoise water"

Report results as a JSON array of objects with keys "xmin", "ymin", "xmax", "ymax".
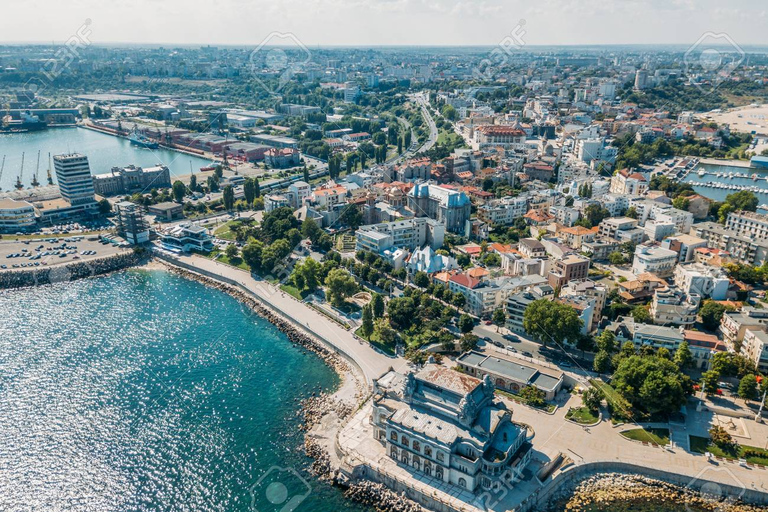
[
  {"xmin": 0, "ymin": 127, "xmax": 214, "ymax": 191},
  {"xmin": 683, "ymin": 162, "xmax": 768, "ymax": 204},
  {"xmin": 0, "ymin": 269, "xmax": 368, "ymax": 512}
]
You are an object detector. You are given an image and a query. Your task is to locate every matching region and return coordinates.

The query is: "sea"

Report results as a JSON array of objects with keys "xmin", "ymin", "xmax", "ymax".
[
  {"xmin": 0, "ymin": 269, "xmax": 369, "ymax": 512},
  {"xmin": 0, "ymin": 127, "xmax": 214, "ymax": 191}
]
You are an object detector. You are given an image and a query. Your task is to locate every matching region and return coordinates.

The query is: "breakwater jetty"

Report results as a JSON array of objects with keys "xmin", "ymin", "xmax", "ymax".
[{"xmin": 0, "ymin": 251, "xmax": 143, "ymax": 289}]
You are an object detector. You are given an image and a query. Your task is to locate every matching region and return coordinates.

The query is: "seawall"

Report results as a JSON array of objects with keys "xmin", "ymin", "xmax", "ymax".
[{"xmin": 0, "ymin": 251, "xmax": 144, "ymax": 290}]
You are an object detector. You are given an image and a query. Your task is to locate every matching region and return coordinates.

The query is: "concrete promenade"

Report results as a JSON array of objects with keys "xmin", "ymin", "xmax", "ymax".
[{"xmin": 156, "ymin": 251, "xmax": 406, "ymax": 384}]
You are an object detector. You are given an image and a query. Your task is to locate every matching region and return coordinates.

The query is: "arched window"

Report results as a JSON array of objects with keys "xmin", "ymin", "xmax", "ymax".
[
  {"xmin": 412, "ymin": 457, "xmax": 420, "ymax": 470},
  {"xmin": 401, "ymin": 436, "xmax": 409, "ymax": 447},
  {"xmin": 391, "ymin": 447, "xmax": 398, "ymax": 458},
  {"xmin": 496, "ymin": 378, "xmax": 506, "ymax": 389},
  {"xmin": 436, "ymin": 467, "xmax": 444, "ymax": 480},
  {"xmin": 412, "ymin": 441, "xmax": 420, "ymax": 452},
  {"xmin": 458, "ymin": 478, "xmax": 467, "ymax": 489},
  {"xmin": 390, "ymin": 431, "xmax": 398, "ymax": 441},
  {"xmin": 401, "ymin": 452, "xmax": 409, "ymax": 464},
  {"xmin": 424, "ymin": 461, "xmax": 432, "ymax": 476},
  {"xmin": 437, "ymin": 452, "xmax": 444, "ymax": 462},
  {"xmin": 424, "ymin": 446, "xmax": 433, "ymax": 457}
]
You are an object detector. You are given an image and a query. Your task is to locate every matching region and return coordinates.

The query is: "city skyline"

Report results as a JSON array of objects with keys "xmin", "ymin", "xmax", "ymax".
[{"xmin": 4, "ymin": 0, "xmax": 768, "ymax": 47}]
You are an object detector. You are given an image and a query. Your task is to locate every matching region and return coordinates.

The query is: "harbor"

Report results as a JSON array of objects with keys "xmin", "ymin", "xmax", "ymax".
[
  {"xmin": 676, "ymin": 160, "xmax": 768, "ymax": 203},
  {"xmin": 0, "ymin": 126, "xmax": 215, "ymax": 191}
]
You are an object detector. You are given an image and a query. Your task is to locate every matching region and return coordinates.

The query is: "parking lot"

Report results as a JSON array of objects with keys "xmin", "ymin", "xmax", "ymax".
[{"xmin": 0, "ymin": 236, "xmax": 128, "ymax": 271}]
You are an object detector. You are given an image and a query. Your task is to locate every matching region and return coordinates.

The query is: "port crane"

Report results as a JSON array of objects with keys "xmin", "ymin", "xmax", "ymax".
[
  {"xmin": 31, "ymin": 150, "xmax": 40, "ymax": 187},
  {"xmin": 0, "ymin": 155, "xmax": 5, "ymax": 190},
  {"xmin": 47, "ymin": 153, "xmax": 53, "ymax": 185},
  {"xmin": 15, "ymin": 152, "xmax": 24, "ymax": 190}
]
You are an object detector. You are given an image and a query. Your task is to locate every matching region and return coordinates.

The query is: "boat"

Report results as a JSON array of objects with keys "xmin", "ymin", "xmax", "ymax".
[
  {"xmin": 200, "ymin": 166, "xmax": 216, "ymax": 172},
  {"xmin": 0, "ymin": 111, "xmax": 47, "ymax": 133},
  {"xmin": 129, "ymin": 128, "xmax": 159, "ymax": 149},
  {"xmin": 698, "ymin": 170, "xmax": 706, "ymax": 177},
  {"xmin": 753, "ymin": 174, "xmax": 759, "ymax": 181}
]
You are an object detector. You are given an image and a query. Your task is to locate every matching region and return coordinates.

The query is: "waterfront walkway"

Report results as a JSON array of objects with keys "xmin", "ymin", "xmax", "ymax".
[{"xmin": 156, "ymin": 252, "xmax": 405, "ymax": 384}]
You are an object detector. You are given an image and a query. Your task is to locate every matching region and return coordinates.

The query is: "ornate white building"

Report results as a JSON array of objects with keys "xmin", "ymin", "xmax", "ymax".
[{"xmin": 371, "ymin": 364, "xmax": 532, "ymax": 493}]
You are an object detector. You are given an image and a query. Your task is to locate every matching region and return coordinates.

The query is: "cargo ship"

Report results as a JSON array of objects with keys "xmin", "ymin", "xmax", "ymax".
[
  {"xmin": 129, "ymin": 128, "xmax": 160, "ymax": 149},
  {"xmin": 0, "ymin": 112, "xmax": 48, "ymax": 133}
]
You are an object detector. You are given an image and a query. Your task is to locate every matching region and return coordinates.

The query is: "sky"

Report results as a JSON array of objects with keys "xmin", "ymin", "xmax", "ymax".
[{"xmin": 4, "ymin": 0, "xmax": 768, "ymax": 47}]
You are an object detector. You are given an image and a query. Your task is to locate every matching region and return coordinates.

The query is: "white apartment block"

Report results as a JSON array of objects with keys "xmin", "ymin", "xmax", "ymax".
[
  {"xmin": 741, "ymin": 329, "xmax": 768, "ymax": 374},
  {"xmin": 356, "ymin": 217, "xmax": 445, "ymax": 253},
  {"xmin": 725, "ymin": 211, "xmax": 768, "ymax": 241},
  {"xmin": 477, "ymin": 196, "xmax": 528, "ymax": 226},
  {"xmin": 673, "ymin": 263, "xmax": 729, "ymax": 301},
  {"xmin": 649, "ymin": 286, "xmax": 700, "ymax": 326},
  {"xmin": 632, "ymin": 245, "xmax": 678, "ymax": 277}
]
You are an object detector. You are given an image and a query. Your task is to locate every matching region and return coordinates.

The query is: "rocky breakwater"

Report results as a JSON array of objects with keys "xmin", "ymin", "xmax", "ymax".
[
  {"xmin": 551, "ymin": 473, "xmax": 766, "ymax": 512},
  {"xmin": 0, "ymin": 251, "xmax": 144, "ymax": 289},
  {"xmin": 342, "ymin": 481, "xmax": 426, "ymax": 512}
]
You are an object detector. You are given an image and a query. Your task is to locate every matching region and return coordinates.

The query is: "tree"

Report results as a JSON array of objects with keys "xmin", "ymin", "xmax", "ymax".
[
  {"xmin": 371, "ymin": 293, "xmax": 385, "ymax": 319},
  {"xmin": 738, "ymin": 374, "xmax": 759, "ymax": 401},
  {"xmin": 523, "ymin": 299, "xmax": 583, "ymax": 347},
  {"xmin": 242, "ymin": 240, "xmax": 264, "ymax": 271},
  {"xmin": 301, "ymin": 217, "xmax": 323, "ymax": 243},
  {"xmin": 361, "ymin": 304, "xmax": 374, "ymax": 338},
  {"xmin": 189, "ymin": 174, "xmax": 198, "ymax": 193},
  {"xmin": 460, "ymin": 333, "xmax": 479, "ymax": 352},
  {"xmin": 387, "ymin": 297, "xmax": 417, "ymax": 330},
  {"xmin": 612, "ymin": 355, "xmax": 691, "ymax": 415},
  {"xmin": 325, "ymin": 268, "xmax": 358, "ymax": 307},
  {"xmin": 672, "ymin": 196, "xmax": 690, "ymax": 211},
  {"xmin": 582, "ymin": 387, "xmax": 604, "ymax": 413},
  {"xmin": 292, "ymin": 257, "xmax": 321, "ymax": 292},
  {"xmin": 700, "ymin": 370, "xmax": 720, "ymax": 396},
  {"xmin": 373, "ymin": 317, "xmax": 397, "ymax": 347},
  {"xmin": 458, "ymin": 314, "xmax": 474, "ymax": 334},
  {"xmin": 452, "ymin": 293, "xmax": 466, "ymax": 308},
  {"xmin": 699, "ymin": 301, "xmax": 731, "ymax": 331},
  {"xmin": 243, "ymin": 177, "xmax": 257, "ymax": 206},
  {"xmin": 397, "ymin": 137, "xmax": 403, "ymax": 154},
  {"xmin": 172, "ymin": 180, "xmax": 186, "ymax": 203},
  {"xmin": 223, "ymin": 184, "xmax": 235, "ymax": 211},
  {"xmin": 413, "ymin": 271, "xmax": 430, "ymax": 288},
  {"xmin": 709, "ymin": 425, "xmax": 736, "ymax": 450},
  {"xmin": 593, "ymin": 350, "xmax": 612, "ymax": 374},
  {"xmin": 261, "ymin": 239, "xmax": 291, "ymax": 273},
  {"xmin": 724, "ymin": 190, "xmax": 758, "ymax": 213},
  {"xmin": 608, "ymin": 251, "xmax": 627, "ymax": 265},
  {"xmin": 520, "ymin": 386, "xmax": 546, "ymax": 408},
  {"xmin": 303, "ymin": 165, "xmax": 310, "ymax": 183},
  {"xmin": 492, "ymin": 308, "xmax": 506, "ymax": 332},
  {"xmin": 673, "ymin": 340, "xmax": 694, "ymax": 369},
  {"xmin": 632, "ymin": 306, "xmax": 652, "ymax": 324},
  {"xmin": 225, "ymin": 243, "xmax": 238, "ymax": 260},
  {"xmin": 98, "ymin": 198, "xmax": 112, "ymax": 214},
  {"xmin": 254, "ymin": 177, "xmax": 260, "ymax": 198},
  {"xmin": 595, "ymin": 330, "xmax": 617, "ymax": 354}
]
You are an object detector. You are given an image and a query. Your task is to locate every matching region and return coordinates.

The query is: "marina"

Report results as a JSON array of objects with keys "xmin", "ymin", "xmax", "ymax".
[
  {"xmin": 0, "ymin": 126, "xmax": 214, "ymax": 191},
  {"xmin": 676, "ymin": 161, "xmax": 768, "ymax": 203}
]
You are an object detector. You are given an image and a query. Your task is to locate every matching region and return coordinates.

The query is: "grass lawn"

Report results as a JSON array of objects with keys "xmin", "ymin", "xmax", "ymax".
[
  {"xmin": 213, "ymin": 222, "xmax": 238, "ymax": 241},
  {"xmin": 279, "ymin": 284, "xmax": 311, "ymax": 300},
  {"xmin": 437, "ymin": 128, "xmax": 464, "ymax": 147},
  {"xmin": 206, "ymin": 248, "xmax": 249, "ymax": 270},
  {"xmin": 566, "ymin": 407, "xmax": 599, "ymax": 425},
  {"xmin": 621, "ymin": 428, "xmax": 670, "ymax": 446},
  {"xmin": 690, "ymin": 435, "xmax": 768, "ymax": 466},
  {"xmin": 354, "ymin": 326, "xmax": 396, "ymax": 355},
  {"xmin": 496, "ymin": 389, "xmax": 556, "ymax": 413}
]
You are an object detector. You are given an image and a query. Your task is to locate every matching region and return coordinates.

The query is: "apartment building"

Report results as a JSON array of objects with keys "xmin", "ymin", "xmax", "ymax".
[
  {"xmin": 741, "ymin": 329, "xmax": 768, "ymax": 374},
  {"xmin": 725, "ymin": 211, "xmax": 768, "ymax": 241},
  {"xmin": 506, "ymin": 284, "xmax": 555, "ymax": 333},
  {"xmin": 632, "ymin": 245, "xmax": 678, "ymax": 277},
  {"xmin": 691, "ymin": 221, "xmax": 768, "ymax": 266},
  {"xmin": 477, "ymin": 196, "xmax": 528, "ymax": 226},
  {"xmin": 720, "ymin": 307, "xmax": 768, "ymax": 349},
  {"xmin": 661, "ymin": 234, "xmax": 708, "ymax": 263},
  {"xmin": 609, "ymin": 168, "xmax": 648, "ymax": 195},
  {"xmin": 649, "ymin": 286, "xmax": 700, "ymax": 326},
  {"xmin": 547, "ymin": 254, "xmax": 590, "ymax": 289},
  {"xmin": 673, "ymin": 263, "xmax": 729, "ymax": 300},
  {"xmin": 355, "ymin": 217, "xmax": 445, "ymax": 253}
]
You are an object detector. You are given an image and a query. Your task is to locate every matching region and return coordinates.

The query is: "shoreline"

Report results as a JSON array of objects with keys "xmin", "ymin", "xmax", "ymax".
[{"xmin": 153, "ymin": 259, "xmax": 427, "ymax": 512}]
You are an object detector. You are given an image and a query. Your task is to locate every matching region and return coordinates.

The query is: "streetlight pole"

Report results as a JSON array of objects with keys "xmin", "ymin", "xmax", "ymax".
[{"xmin": 756, "ymin": 387, "xmax": 767, "ymax": 423}]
